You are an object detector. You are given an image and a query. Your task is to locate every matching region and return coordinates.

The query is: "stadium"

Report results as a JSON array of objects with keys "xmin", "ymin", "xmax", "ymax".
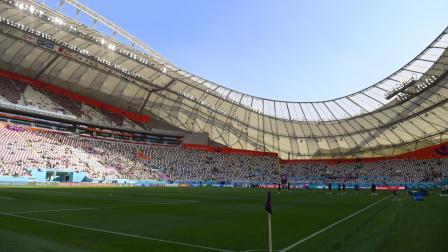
[{"xmin": 0, "ymin": 0, "xmax": 447, "ymax": 251}]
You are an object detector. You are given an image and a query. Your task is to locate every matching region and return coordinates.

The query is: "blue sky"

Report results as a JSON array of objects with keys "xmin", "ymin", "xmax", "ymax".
[{"xmin": 60, "ymin": 0, "xmax": 447, "ymax": 101}]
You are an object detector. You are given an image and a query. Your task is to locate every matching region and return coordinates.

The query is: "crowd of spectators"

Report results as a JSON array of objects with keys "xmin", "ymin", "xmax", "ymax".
[
  {"xmin": 149, "ymin": 146, "xmax": 278, "ymax": 182},
  {"xmin": 0, "ymin": 127, "xmax": 277, "ymax": 182},
  {"xmin": 1, "ymin": 125, "xmax": 448, "ymax": 184},
  {"xmin": 282, "ymin": 159, "xmax": 448, "ymax": 184}
]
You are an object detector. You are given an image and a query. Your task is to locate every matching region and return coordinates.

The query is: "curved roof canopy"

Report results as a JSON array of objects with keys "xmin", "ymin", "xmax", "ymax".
[{"xmin": 1, "ymin": 0, "xmax": 448, "ymax": 159}]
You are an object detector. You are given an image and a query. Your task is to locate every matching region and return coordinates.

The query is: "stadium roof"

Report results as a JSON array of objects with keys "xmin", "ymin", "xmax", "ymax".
[{"xmin": 1, "ymin": 0, "xmax": 448, "ymax": 159}]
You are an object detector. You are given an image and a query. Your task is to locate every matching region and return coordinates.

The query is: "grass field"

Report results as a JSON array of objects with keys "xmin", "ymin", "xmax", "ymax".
[{"xmin": 0, "ymin": 187, "xmax": 446, "ymax": 252}]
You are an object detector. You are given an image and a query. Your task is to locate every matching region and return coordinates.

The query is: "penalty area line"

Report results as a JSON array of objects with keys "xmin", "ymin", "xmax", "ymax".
[
  {"xmin": 0, "ymin": 213, "xmax": 233, "ymax": 252},
  {"xmin": 279, "ymin": 194, "xmax": 392, "ymax": 252}
]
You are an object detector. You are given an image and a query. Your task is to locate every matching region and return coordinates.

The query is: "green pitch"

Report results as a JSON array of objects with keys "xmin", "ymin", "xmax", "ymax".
[{"xmin": 0, "ymin": 187, "xmax": 446, "ymax": 252}]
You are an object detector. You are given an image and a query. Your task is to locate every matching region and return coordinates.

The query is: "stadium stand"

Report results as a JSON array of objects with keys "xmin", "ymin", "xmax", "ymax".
[
  {"xmin": 42, "ymin": 90, "xmax": 83, "ymax": 117},
  {"xmin": 282, "ymin": 159, "xmax": 448, "ymax": 184},
  {"xmin": 0, "ymin": 122, "xmax": 447, "ymax": 185},
  {"xmin": 0, "ymin": 125, "xmax": 277, "ymax": 181},
  {"xmin": 0, "ymin": 77, "xmax": 26, "ymax": 104},
  {"xmin": 0, "ymin": 72, "xmax": 447, "ymax": 185},
  {"xmin": 0, "ymin": 0, "xmax": 447, "ymax": 188},
  {"xmin": 0, "ymin": 78, "xmax": 144, "ymax": 130}
]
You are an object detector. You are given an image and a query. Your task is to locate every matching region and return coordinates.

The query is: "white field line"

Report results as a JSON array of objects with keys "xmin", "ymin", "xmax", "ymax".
[
  {"xmin": 279, "ymin": 195, "xmax": 392, "ymax": 252},
  {"xmin": 1, "ymin": 213, "xmax": 233, "ymax": 252},
  {"xmin": 3, "ymin": 200, "xmax": 200, "ymax": 215},
  {"xmin": 240, "ymin": 249, "xmax": 280, "ymax": 252},
  {"xmin": 9, "ymin": 206, "xmax": 114, "ymax": 214},
  {"xmin": 0, "ymin": 196, "xmax": 14, "ymax": 200}
]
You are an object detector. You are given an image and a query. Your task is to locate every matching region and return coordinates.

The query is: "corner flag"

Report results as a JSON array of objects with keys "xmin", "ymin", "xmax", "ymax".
[
  {"xmin": 265, "ymin": 191, "xmax": 272, "ymax": 214},
  {"xmin": 265, "ymin": 191, "xmax": 273, "ymax": 252}
]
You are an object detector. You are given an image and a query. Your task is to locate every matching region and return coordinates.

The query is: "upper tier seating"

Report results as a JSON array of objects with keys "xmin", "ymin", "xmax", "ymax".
[
  {"xmin": 0, "ymin": 78, "xmax": 145, "ymax": 130},
  {"xmin": 42, "ymin": 90, "xmax": 83, "ymax": 117},
  {"xmin": 0, "ymin": 77, "xmax": 27, "ymax": 104}
]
